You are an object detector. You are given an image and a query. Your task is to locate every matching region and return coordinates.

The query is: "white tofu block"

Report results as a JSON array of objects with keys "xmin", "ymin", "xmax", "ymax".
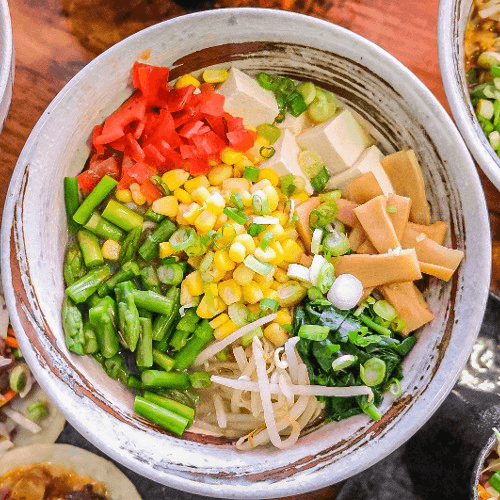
[
  {"xmin": 259, "ymin": 129, "xmax": 313, "ymax": 194},
  {"xmin": 296, "ymin": 109, "xmax": 373, "ymax": 175},
  {"xmin": 326, "ymin": 145, "xmax": 394, "ymax": 195},
  {"xmin": 277, "ymin": 113, "xmax": 312, "ymax": 136},
  {"xmin": 216, "ymin": 68, "xmax": 279, "ymax": 128}
]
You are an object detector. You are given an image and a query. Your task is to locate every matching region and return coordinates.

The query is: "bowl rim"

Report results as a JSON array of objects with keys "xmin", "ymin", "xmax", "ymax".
[
  {"xmin": 0, "ymin": 0, "xmax": 14, "ymax": 124},
  {"xmin": 438, "ymin": 0, "xmax": 500, "ymax": 191},
  {"xmin": 0, "ymin": 7, "xmax": 491, "ymax": 498}
]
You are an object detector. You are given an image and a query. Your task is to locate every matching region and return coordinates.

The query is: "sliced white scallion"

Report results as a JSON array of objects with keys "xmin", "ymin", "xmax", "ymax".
[
  {"xmin": 309, "ymin": 254, "xmax": 327, "ymax": 286},
  {"xmin": 327, "ymin": 273, "xmax": 363, "ymax": 310},
  {"xmin": 252, "ymin": 216, "xmax": 279, "ymax": 225},
  {"xmin": 477, "ymin": 99, "xmax": 494, "ymax": 120},
  {"xmin": 287, "ymin": 264, "xmax": 311, "ymax": 283},
  {"xmin": 288, "ymin": 199, "xmax": 296, "ymax": 225},
  {"xmin": 310, "ymin": 228, "xmax": 323, "ymax": 254},
  {"xmin": 0, "ymin": 295, "xmax": 9, "ymax": 339},
  {"xmin": 490, "ymin": 130, "xmax": 500, "ymax": 150},
  {"xmin": 2, "ymin": 407, "xmax": 42, "ymax": 434}
]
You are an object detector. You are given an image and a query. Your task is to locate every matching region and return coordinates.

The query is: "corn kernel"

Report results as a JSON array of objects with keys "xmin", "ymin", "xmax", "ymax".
[
  {"xmin": 222, "ymin": 178, "xmax": 251, "ymax": 193},
  {"xmin": 173, "ymin": 188, "xmax": 192, "ymax": 204},
  {"xmin": 183, "ymin": 202, "xmax": 204, "ymax": 224},
  {"xmin": 210, "ymin": 313, "xmax": 230, "ymax": 329},
  {"xmin": 274, "ymin": 267, "xmax": 289, "ymax": 283},
  {"xmin": 262, "ymin": 288, "xmax": 279, "ymax": 301},
  {"xmin": 187, "ymin": 255, "xmax": 203, "ymax": 268},
  {"xmin": 254, "ymin": 246, "xmax": 277, "ymax": 263},
  {"xmin": 283, "ymin": 227, "xmax": 299, "ymax": 241},
  {"xmin": 194, "ymin": 210, "xmax": 217, "ymax": 233},
  {"xmin": 218, "ymin": 279, "xmax": 243, "ymax": 306},
  {"xmin": 102, "ymin": 239, "xmax": 121, "ymax": 260},
  {"xmin": 115, "ymin": 189, "xmax": 132, "ymax": 203},
  {"xmin": 242, "ymin": 282, "xmax": 264, "ymax": 304},
  {"xmin": 197, "ymin": 295, "xmax": 226, "ymax": 319},
  {"xmin": 250, "ymin": 179, "xmax": 272, "ymax": 193},
  {"xmin": 282, "ymin": 239, "xmax": 303, "ymax": 263},
  {"xmin": 159, "ymin": 242, "xmax": 174, "ymax": 259},
  {"xmin": 272, "ymin": 211, "xmax": 289, "ymax": 227},
  {"xmin": 258, "ymin": 167, "xmax": 280, "ymax": 187},
  {"xmin": 152, "ymin": 196, "xmax": 179, "ymax": 218},
  {"xmin": 220, "ymin": 147, "xmax": 243, "ymax": 165},
  {"xmin": 232, "ymin": 162, "xmax": 244, "ymax": 178},
  {"xmin": 184, "ymin": 175, "xmax": 209, "ymax": 193},
  {"xmin": 206, "ymin": 192, "xmax": 226, "ymax": 215},
  {"xmin": 214, "ymin": 212, "xmax": 229, "ymax": 230},
  {"xmin": 176, "ymin": 203, "xmax": 190, "ymax": 225},
  {"xmin": 184, "ymin": 270, "xmax": 204, "ymax": 296},
  {"xmin": 233, "ymin": 264, "xmax": 255, "ymax": 286},
  {"xmin": 275, "ymin": 309, "xmax": 292, "ymax": 326},
  {"xmin": 270, "ymin": 280, "xmax": 280, "ymax": 291},
  {"xmin": 263, "ymin": 185, "xmax": 279, "ymax": 211},
  {"xmin": 129, "ymin": 182, "xmax": 146, "ymax": 205},
  {"xmin": 191, "ymin": 186, "xmax": 211, "ymax": 205},
  {"xmin": 162, "ymin": 169, "xmax": 190, "ymax": 191},
  {"xmin": 254, "ymin": 271, "xmax": 274, "ymax": 289},
  {"xmin": 291, "ymin": 192, "xmax": 310, "ymax": 204},
  {"xmin": 203, "ymin": 68, "xmax": 229, "ymax": 83},
  {"xmin": 175, "ymin": 74, "xmax": 201, "ymax": 88},
  {"xmin": 234, "ymin": 234, "xmax": 256, "ymax": 254},
  {"xmin": 228, "ymin": 241, "xmax": 247, "ymax": 263},
  {"xmin": 268, "ymin": 241, "xmax": 285, "ymax": 266},
  {"xmin": 247, "ymin": 303, "xmax": 260, "ymax": 315},
  {"xmin": 240, "ymin": 190, "xmax": 252, "ymax": 207},
  {"xmin": 180, "ymin": 281, "xmax": 193, "ymax": 306},
  {"xmin": 207, "ymin": 186, "xmax": 219, "ymax": 195},
  {"xmin": 264, "ymin": 323, "xmax": 289, "ymax": 347},
  {"xmin": 208, "ymin": 164, "xmax": 233, "ymax": 185},
  {"xmin": 214, "ymin": 250, "xmax": 236, "ymax": 272},
  {"xmin": 214, "ymin": 319, "xmax": 239, "ymax": 340},
  {"xmin": 204, "ymin": 282, "xmax": 219, "ymax": 297},
  {"xmin": 268, "ymin": 224, "xmax": 285, "ymax": 241}
]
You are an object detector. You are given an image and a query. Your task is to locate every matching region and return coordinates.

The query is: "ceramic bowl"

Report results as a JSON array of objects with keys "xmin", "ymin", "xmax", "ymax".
[
  {"xmin": 472, "ymin": 433, "xmax": 499, "ymax": 499},
  {"xmin": 0, "ymin": 0, "xmax": 13, "ymax": 132},
  {"xmin": 438, "ymin": 0, "xmax": 500, "ymax": 190},
  {"xmin": 0, "ymin": 8, "xmax": 491, "ymax": 499}
]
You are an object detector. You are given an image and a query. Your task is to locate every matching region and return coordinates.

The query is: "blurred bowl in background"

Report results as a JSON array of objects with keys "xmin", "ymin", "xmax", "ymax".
[
  {"xmin": 0, "ymin": 8, "xmax": 491, "ymax": 499},
  {"xmin": 0, "ymin": 0, "xmax": 13, "ymax": 133}
]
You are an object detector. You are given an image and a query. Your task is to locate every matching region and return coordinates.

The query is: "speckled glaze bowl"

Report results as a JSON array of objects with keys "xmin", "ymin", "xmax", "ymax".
[
  {"xmin": 472, "ymin": 433, "xmax": 499, "ymax": 499},
  {"xmin": 0, "ymin": 0, "xmax": 14, "ymax": 132},
  {"xmin": 0, "ymin": 8, "xmax": 491, "ymax": 499},
  {"xmin": 438, "ymin": 0, "xmax": 500, "ymax": 191}
]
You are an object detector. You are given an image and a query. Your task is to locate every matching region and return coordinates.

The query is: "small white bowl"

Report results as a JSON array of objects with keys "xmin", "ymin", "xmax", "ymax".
[
  {"xmin": 0, "ymin": 0, "xmax": 13, "ymax": 133},
  {"xmin": 0, "ymin": 8, "xmax": 491, "ymax": 499},
  {"xmin": 438, "ymin": 0, "xmax": 500, "ymax": 190}
]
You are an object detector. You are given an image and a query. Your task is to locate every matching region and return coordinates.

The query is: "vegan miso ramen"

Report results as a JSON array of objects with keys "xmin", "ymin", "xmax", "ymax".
[{"xmin": 61, "ymin": 61, "xmax": 463, "ymax": 450}]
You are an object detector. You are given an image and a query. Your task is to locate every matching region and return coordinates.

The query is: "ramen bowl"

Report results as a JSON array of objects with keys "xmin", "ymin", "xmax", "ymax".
[
  {"xmin": 0, "ymin": 0, "xmax": 13, "ymax": 133},
  {"xmin": 438, "ymin": 0, "xmax": 500, "ymax": 191},
  {"xmin": 0, "ymin": 8, "xmax": 491, "ymax": 499}
]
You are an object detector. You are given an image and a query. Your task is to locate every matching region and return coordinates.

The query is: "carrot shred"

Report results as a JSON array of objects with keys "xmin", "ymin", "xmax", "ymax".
[
  {"xmin": 0, "ymin": 389, "xmax": 17, "ymax": 407},
  {"xmin": 5, "ymin": 336, "xmax": 19, "ymax": 349},
  {"xmin": 7, "ymin": 327, "xmax": 15, "ymax": 337},
  {"xmin": 478, "ymin": 484, "xmax": 491, "ymax": 499}
]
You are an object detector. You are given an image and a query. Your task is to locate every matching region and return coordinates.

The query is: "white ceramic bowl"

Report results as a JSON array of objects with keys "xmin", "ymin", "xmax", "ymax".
[
  {"xmin": 438, "ymin": 0, "xmax": 500, "ymax": 190},
  {"xmin": 0, "ymin": 0, "xmax": 13, "ymax": 133},
  {"xmin": 0, "ymin": 8, "xmax": 491, "ymax": 499}
]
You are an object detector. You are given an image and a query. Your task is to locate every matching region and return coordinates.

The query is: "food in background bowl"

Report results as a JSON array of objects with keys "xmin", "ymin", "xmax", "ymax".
[
  {"xmin": 61, "ymin": 62, "xmax": 464, "ymax": 449},
  {"xmin": 476, "ymin": 429, "xmax": 500, "ymax": 499}
]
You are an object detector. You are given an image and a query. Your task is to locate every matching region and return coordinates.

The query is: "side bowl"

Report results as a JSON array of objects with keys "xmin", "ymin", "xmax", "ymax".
[{"xmin": 0, "ymin": 8, "xmax": 491, "ymax": 499}]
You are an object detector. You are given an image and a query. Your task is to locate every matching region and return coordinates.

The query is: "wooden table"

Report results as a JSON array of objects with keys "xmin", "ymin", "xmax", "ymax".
[{"xmin": 1, "ymin": 0, "xmax": 499, "ymax": 498}]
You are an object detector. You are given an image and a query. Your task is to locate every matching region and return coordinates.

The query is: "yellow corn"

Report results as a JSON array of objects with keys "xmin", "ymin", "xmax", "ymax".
[
  {"xmin": 159, "ymin": 242, "xmax": 175, "ymax": 259},
  {"xmin": 187, "ymin": 255, "xmax": 203, "ymax": 268},
  {"xmin": 184, "ymin": 175, "xmax": 209, "ymax": 193},
  {"xmin": 263, "ymin": 185, "xmax": 279, "ymax": 211},
  {"xmin": 162, "ymin": 169, "xmax": 190, "ymax": 191},
  {"xmin": 268, "ymin": 241, "xmax": 285, "ymax": 266},
  {"xmin": 282, "ymin": 239, "xmax": 303, "ymax": 263},
  {"xmin": 183, "ymin": 202, "xmax": 204, "ymax": 224},
  {"xmin": 275, "ymin": 309, "xmax": 292, "ymax": 326},
  {"xmin": 129, "ymin": 182, "xmax": 147, "ymax": 205},
  {"xmin": 176, "ymin": 203, "xmax": 190, "ymax": 225},
  {"xmin": 242, "ymin": 282, "xmax": 264, "ymax": 304},
  {"xmin": 272, "ymin": 211, "xmax": 289, "ymax": 227},
  {"xmin": 254, "ymin": 271, "xmax": 274, "ymax": 289},
  {"xmin": 175, "ymin": 74, "xmax": 201, "ymax": 88},
  {"xmin": 152, "ymin": 196, "xmax": 179, "ymax": 218},
  {"xmin": 207, "ymin": 186, "xmax": 219, "ymax": 195},
  {"xmin": 180, "ymin": 281, "xmax": 193, "ymax": 306},
  {"xmin": 102, "ymin": 239, "xmax": 121, "ymax": 260},
  {"xmin": 258, "ymin": 167, "xmax": 280, "ymax": 187},
  {"xmin": 233, "ymin": 264, "xmax": 255, "ymax": 286},
  {"xmin": 191, "ymin": 186, "xmax": 211, "ymax": 205},
  {"xmin": 194, "ymin": 210, "xmax": 217, "ymax": 233},
  {"xmin": 220, "ymin": 147, "xmax": 243, "ymax": 165},
  {"xmin": 250, "ymin": 179, "xmax": 272, "ymax": 193},
  {"xmin": 283, "ymin": 227, "xmax": 299, "ymax": 241},
  {"xmin": 209, "ymin": 313, "xmax": 230, "ymax": 330},
  {"xmin": 220, "ymin": 188, "xmax": 232, "ymax": 202},
  {"xmin": 218, "ymin": 279, "xmax": 243, "ymax": 305},
  {"xmin": 291, "ymin": 192, "xmax": 310, "ymax": 204},
  {"xmin": 205, "ymin": 192, "xmax": 226, "ymax": 215},
  {"xmin": 214, "ymin": 212, "xmax": 229, "ymax": 230},
  {"xmin": 172, "ymin": 188, "xmax": 192, "ymax": 205},
  {"xmin": 234, "ymin": 233, "xmax": 256, "ymax": 254},
  {"xmin": 247, "ymin": 303, "xmax": 260, "ymax": 315},
  {"xmin": 115, "ymin": 189, "xmax": 132, "ymax": 203},
  {"xmin": 203, "ymin": 68, "xmax": 229, "ymax": 83},
  {"xmin": 228, "ymin": 241, "xmax": 247, "ymax": 263},
  {"xmin": 268, "ymin": 224, "xmax": 285, "ymax": 241},
  {"xmin": 214, "ymin": 250, "xmax": 236, "ymax": 272},
  {"xmin": 214, "ymin": 319, "xmax": 239, "ymax": 340},
  {"xmin": 264, "ymin": 323, "xmax": 289, "ymax": 347},
  {"xmin": 239, "ymin": 190, "xmax": 252, "ymax": 207},
  {"xmin": 208, "ymin": 164, "xmax": 233, "ymax": 185},
  {"xmin": 184, "ymin": 270, "xmax": 204, "ymax": 296},
  {"xmin": 262, "ymin": 288, "xmax": 279, "ymax": 301},
  {"xmin": 246, "ymin": 136, "xmax": 270, "ymax": 164},
  {"xmin": 221, "ymin": 178, "xmax": 251, "ymax": 193},
  {"xmin": 254, "ymin": 246, "xmax": 277, "ymax": 263},
  {"xmin": 204, "ymin": 282, "xmax": 219, "ymax": 297},
  {"xmin": 274, "ymin": 267, "xmax": 289, "ymax": 283},
  {"xmin": 196, "ymin": 295, "xmax": 226, "ymax": 319},
  {"xmin": 270, "ymin": 280, "xmax": 280, "ymax": 291}
]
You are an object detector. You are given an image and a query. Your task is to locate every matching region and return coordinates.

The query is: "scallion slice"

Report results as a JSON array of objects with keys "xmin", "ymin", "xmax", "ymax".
[
  {"xmin": 311, "ymin": 166, "xmax": 331, "ymax": 192},
  {"xmin": 311, "ymin": 228, "xmax": 323, "ymax": 254},
  {"xmin": 360, "ymin": 357, "xmax": 386, "ymax": 387},
  {"xmin": 332, "ymin": 354, "xmax": 357, "ymax": 371},
  {"xmin": 252, "ymin": 190, "xmax": 270, "ymax": 214},
  {"xmin": 228, "ymin": 302, "xmax": 250, "ymax": 326},
  {"xmin": 317, "ymin": 261, "xmax": 335, "ymax": 294},
  {"xmin": 259, "ymin": 146, "xmax": 275, "ymax": 159},
  {"xmin": 244, "ymin": 254, "xmax": 273, "ymax": 276},
  {"xmin": 243, "ymin": 166, "xmax": 260, "ymax": 182},
  {"xmin": 214, "ymin": 223, "xmax": 236, "ymax": 250},
  {"xmin": 247, "ymin": 223, "xmax": 266, "ymax": 237},
  {"xmin": 259, "ymin": 230, "xmax": 274, "ymax": 250},
  {"xmin": 169, "ymin": 227, "xmax": 196, "ymax": 252},
  {"xmin": 256, "ymin": 123, "xmax": 282, "ymax": 144},
  {"xmin": 157, "ymin": 263, "xmax": 184, "ymax": 285},
  {"xmin": 223, "ymin": 207, "xmax": 249, "ymax": 225},
  {"xmin": 259, "ymin": 298, "xmax": 279, "ymax": 313},
  {"xmin": 373, "ymin": 300, "xmax": 398, "ymax": 322},
  {"xmin": 322, "ymin": 231, "xmax": 350, "ymax": 256},
  {"xmin": 252, "ymin": 216, "xmax": 279, "ymax": 225},
  {"xmin": 309, "ymin": 203, "xmax": 338, "ymax": 229},
  {"xmin": 298, "ymin": 325, "xmax": 330, "ymax": 341},
  {"xmin": 230, "ymin": 193, "xmax": 244, "ymax": 210}
]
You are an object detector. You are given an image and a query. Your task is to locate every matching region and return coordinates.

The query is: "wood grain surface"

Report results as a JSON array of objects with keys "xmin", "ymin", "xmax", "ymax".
[{"xmin": 0, "ymin": 1, "xmax": 497, "ymax": 498}]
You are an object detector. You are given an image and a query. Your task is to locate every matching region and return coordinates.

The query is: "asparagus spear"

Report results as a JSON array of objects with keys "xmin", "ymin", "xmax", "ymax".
[
  {"xmin": 82, "ymin": 320, "xmax": 99, "ymax": 354},
  {"xmin": 64, "ymin": 177, "xmax": 80, "ymax": 233},
  {"xmin": 115, "ymin": 281, "xmax": 141, "ymax": 352},
  {"xmin": 152, "ymin": 287, "xmax": 180, "ymax": 342},
  {"xmin": 118, "ymin": 225, "xmax": 142, "ymax": 264},
  {"xmin": 62, "ymin": 296, "xmax": 85, "ymax": 355},
  {"xmin": 136, "ymin": 317, "xmax": 153, "ymax": 368},
  {"xmin": 73, "ymin": 175, "xmax": 118, "ymax": 225},
  {"xmin": 138, "ymin": 218, "xmax": 176, "ymax": 261},
  {"xmin": 103, "ymin": 354, "xmax": 129, "ymax": 384},
  {"xmin": 66, "ymin": 265, "xmax": 111, "ymax": 304},
  {"xmin": 84, "ymin": 211, "xmax": 124, "ymax": 241},
  {"xmin": 88, "ymin": 296, "xmax": 120, "ymax": 359},
  {"xmin": 63, "ymin": 242, "xmax": 86, "ymax": 287},
  {"xmin": 134, "ymin": 396, "xmax": 189, "ymax": 436},
  {"xmin": 140, "ymin": 265, "xmax": 161, "ymax": 294},
  {"xmin": 132, "ymin": 289, "xmax": 178, "ymax": 315},
  {"xmin": 141, "ymin": 370, "xmax": 190, "ymax": 389},
  {"xmin": 173, "ymin": 319, "xmax": 214, "ymax": 371},
  {"xmin": 77, "ymin": 229, "xmax": 104, "ymax": 268},
  {"xmin": 97, "ymin": 260, "xmax": 140, "ymax": 297}
]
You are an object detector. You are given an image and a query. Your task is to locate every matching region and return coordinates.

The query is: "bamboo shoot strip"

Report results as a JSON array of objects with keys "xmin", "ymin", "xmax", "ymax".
[
  {"xmin": 66, "ymin": 265, "xmax": 112, "ymax": 303},
  {"xmin": 102, "ymin": 199, "xmax": 143, "ymax": 231},
  {"xmin": 64, "ymin": 177, "xmax": 80, "ymax": 233},
  {"xmin": 134, "ymin": 396, "xmax": 189, "ymax": 436},
  {"xmin": 139, "ymin": 218, "xmax": 177, "ymax": 261},
  {"xmin": 84, "ymin": 211, "xmax": 124, "ymax": 241},
  {"xmin": 143, "ymin": 391, "xmax": 195, "ymax": 422},
  {"xmin": 77, "ymin": 229, "xmax": 104, "ymax": 268},
  {"xmin": 73, "ymin": 175, "xmax": 118, "ymax": 225},
  {"xmin": 132, "ymin": 290, "xmax": 177, "ymax": 315},
  {"xmin": 88, "ymin": 296, "xmax": 120, "ymax": 359},
  {"xmin": 141, "ymin": 370, "xmax": 190, "ymax": 389},
  {"xmin": 385, "ymin": 194, "xmax": 412, "ymax": 241}
]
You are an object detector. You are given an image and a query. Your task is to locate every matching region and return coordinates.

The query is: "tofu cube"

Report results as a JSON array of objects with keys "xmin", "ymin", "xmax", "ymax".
[
  {"xmin": 277, "ymin": 113, "xmax": 312, "ymax": 136},
  {"xmin": 259, "ymin": 129, "xmax": 313, "ymax": 194},
  {"xmin": 216, "ymin": 67, "xmax": 279, "ymax": 128},
  {"xmin": 326, "ymin": 145, "xmax": 394, "ymax": 196},
  {"xmin": 296, "ymin": 109, "xmax": 373, "ymax": 175}
]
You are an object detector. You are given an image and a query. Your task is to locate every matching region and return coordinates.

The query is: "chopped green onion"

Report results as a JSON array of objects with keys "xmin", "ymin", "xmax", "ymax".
[
  {"xmin": 277, "ymin": 281, "xmax": 307, "ymax": 307},
  {"xmin": 199, "ymin": 252, "xmax": 215, "ymax": 282},
  {"xmin": 332, "ymin": 354, "xmax": 357, "ymax": 371},
  {"xmin": 322, "ymin": 230, "xmax": 350, "ymax": 256},
  {"xmin": 360, "ymin": 357, "xmax": 386, "ymax": 386},
  {"xmin": 307, "ymin": 87, "xmax": 338, "ymax": 123},
  {"xmin": 298, "ymin": 82, "xmax": 316, "ymax": 106},
  {"xmin": 256, "ymin": 72, "xmax": 279, "ymax": 91},
  {"xmin": 298, "ymin": 324, "xmax": 330, "ymax": 341},
  {"xmin": 280, "ymin": 174, "xmax": 298, "ymax": 197},
  {"xmin": 27, "ymin": 400, "xmax": 49, "ymax": 422},
  {"xmin": 157, "ymin": 263, "xmax": 184, "ymax": 285},
  {"xmin": 373, "ymin": 300, "xmax": 398, "ymax": 322},
  {"xmin": 169, "ymin": 227, "xmax": 196, "ymax": 252},
  {"xmin": 317, "ymin": 261, "xmax": 334, "ymax": 294},
  {"xmin": 150, "ymin": 175, "xmax": 171, "ymax": 195},
  {"xmin": 214, "ymin": 223, "xmax": 236, "ymax": 250},
  {"xmin": 240, "ymin": 326, "xmax": 263, "ymax": 347},
  {"xmin": 311, "ymin": 228, "xmax": 323, "ymax": 254},
  {"xmin": 285, "ymin": 90, "xmax": 307, "ymax": 116},
  {"xmin": 223, "ymin": 207, "xmax": 249, "ymax": 225},
  {"xmin": 259, "ymin": 146, "xmax": 275, "ymax": 159},
  {"xmin": 185, "ymin": 234, "xmax": 208, "ymax": 257},
  {"xmin": 259, "ymin": 230, "xmax": 274, "ymax": 250},
  {"xmin": 386, "ymin": 205, "xmax": 398, "ymax": 213},
  {"xmin": 243, "ymin": 166, "xmax": 260, "ymax": 181},
  {"xmin": 318, "ymin": 190, "xmax": 342, "ymax": 203},
  {"xmin": 477, "ymin": 99, "xmax": 494, "ymax": 120},
  {"xmin": 247, "ymin": 223, "xmax": 266, "ymax": 237},
  {"xmin": 307, "ymin": 286, "xmax": 323, "ymax": 301},
  {"xmin": 257, "ymin": 123, "xmax": 282, "ymax": 144},
  {"xmin": 259, "ymin": 298, "xmax": 279, "ymax": 313},
  {"xmin": 228, "ymin": 302, "xmax": 249, "ymax": 326},
  {"xmin": 244, "ymin": 254, "xmax": 273, "ymax": 276},
  {"xmin": 386, "ymin": 378, "xmax": 402, "ymax": 397},
  {"xmin": 298, "ymin": 150, "xmax": 325, "ymax": 178},
  {"xmin": 309, "ymin": 203, "xmax": 338, "ymax": 229},
  {"xmin": 252, "ymin": 190, "xmax": 270, "ymax": 214},
  {"xmin": 230, "ymin": 193, "xmax": 244, "ymax": 210},
  {"xmin": 9, "ymin": 364, "xmax": 30, "ymax": 392},
  {"xmin": 391, "ymin": 317, "xmax": 407, "ymax": 332},
  {"xmin": 311, "ymin": 166, "xmax": 331, "ymax": 192},
  {"xmin": 189, "ymin": 371, "xmax": 212, "ymax": 389}
]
